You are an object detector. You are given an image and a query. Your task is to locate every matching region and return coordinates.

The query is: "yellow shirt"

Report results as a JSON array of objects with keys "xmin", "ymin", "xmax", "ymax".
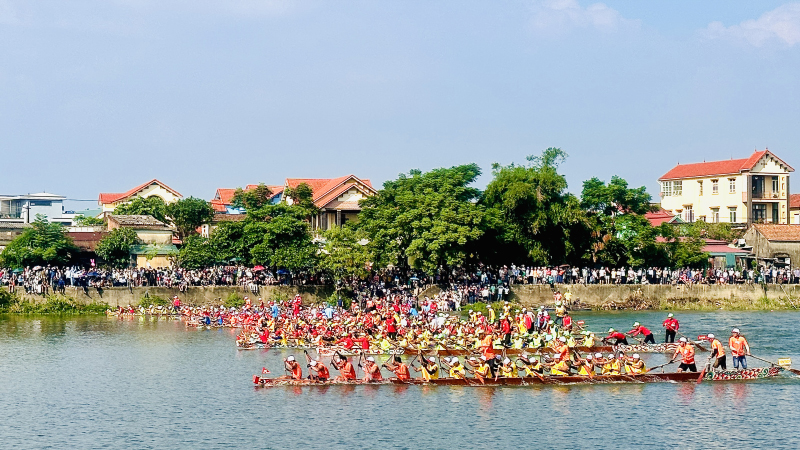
[
  {"xmin": 449, "ymin": 365, "xmax": 466, "ymax": 378},
  {"xmin": 550, "ymin": 360, "xmax": 570, "ymax": 376},
  {"xmin": 422, "ymin": 363, "xmax": 439, "ymax": 381},
  {"xmin": 602, "ymin": 360, "xmax": 621, "ymax": 375},
  {"xmin": 500, "ymin": 365, "xmax": 518, "ymax": 378}
]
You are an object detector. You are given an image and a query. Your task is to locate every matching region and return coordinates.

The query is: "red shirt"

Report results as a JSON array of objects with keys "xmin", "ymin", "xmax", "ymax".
[
  {"xmin": 663, "ymin": 318, "xmax": 679, "ymax": 331},
  {"xmin": 630, "ymin": 325, "xmax": 651, "ymax": 336}
]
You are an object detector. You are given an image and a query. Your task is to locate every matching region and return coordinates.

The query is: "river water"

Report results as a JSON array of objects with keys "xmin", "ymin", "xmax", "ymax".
[{"xmin": 1, "ymin": 311, "xmax": 800, "ymax": 449}]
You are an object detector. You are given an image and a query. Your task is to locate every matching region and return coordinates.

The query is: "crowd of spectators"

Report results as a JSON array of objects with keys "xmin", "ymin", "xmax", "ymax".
[{"xmin": 2, "ymin": 263, "xmax": 799, "ymax": 298}]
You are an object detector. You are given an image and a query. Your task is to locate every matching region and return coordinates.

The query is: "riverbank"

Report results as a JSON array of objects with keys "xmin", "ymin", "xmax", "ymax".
[{"xmin": 4, "ymin": 283, "xmax": 800, "ymax": 312}]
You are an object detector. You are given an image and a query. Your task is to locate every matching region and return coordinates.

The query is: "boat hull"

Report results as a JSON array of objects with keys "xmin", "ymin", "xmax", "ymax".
[{"xmin": 253, "ymin": 367, "xmax": 782, "ymax": 387}]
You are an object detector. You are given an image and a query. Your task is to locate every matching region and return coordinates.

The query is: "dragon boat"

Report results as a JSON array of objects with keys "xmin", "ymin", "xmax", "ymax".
[
  {"xmin": 238, "ymin": 342, "xmax": 705, "ymax": 355},
  {"xmin": 252, "ymin": 366, "xmax": 784, "ymax": 387}
]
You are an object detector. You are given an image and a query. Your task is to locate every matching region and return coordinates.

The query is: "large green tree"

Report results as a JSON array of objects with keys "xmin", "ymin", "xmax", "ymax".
[
  {"xmin": 177, "ymin": 234, "xmax": 218, "ymax": 269},
  {"xmin": 357, "ymin": 164, "xmax": 486, "ymax": 272},
  {"xmin": 319, "ymin": 225, "xmax": 371, "ymax": 295},
  {"xmin": 481, "ymin": 148, "xmax": 589, "ymax": 265},
  {"xmin": 0, "ymin": 216, "xmax": 78, "ymax": 268},
  {"xmin": 166, "ymin": 196, "xmax": 214, "ymax": 240},
  {"xmin": 232, "ymin": 183, "xmax": 273, "ymax": 210},
  {"xmin": 113, "ymin": 196, "xmax": 169, "ymax": 223},
  {"xmin": 96, "ymin": 228, "xmax": 141, "ymax": 268},
  {"xmin": 580, "ymin": 175, "xmax": 657, "ymax": 266}
]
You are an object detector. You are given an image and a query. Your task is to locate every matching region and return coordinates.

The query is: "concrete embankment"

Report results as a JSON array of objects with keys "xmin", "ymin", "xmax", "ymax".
[{"xmin": 10, "ymin": 283, "xmax": 800, "ymax": 310}]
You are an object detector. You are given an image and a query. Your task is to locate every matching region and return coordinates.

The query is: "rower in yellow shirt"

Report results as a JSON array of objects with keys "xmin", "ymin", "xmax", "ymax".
[
  {"xmin": 602, "ymin": 354, "xmax": 621, "ymax": 375},
  {"xmin": 499, "ymin": 358, "xmax": 518, "ymax": 378},
  {"xmin": 625, "ymin": 354, "xmax": 646, "ymax": 374},
  {"xmin": 578, "ymin": 354, "xmax": 596, "ymax": 376},
  {"xmin": 447, "ymin": 357, "xmax": 467, "ymax": 379}
]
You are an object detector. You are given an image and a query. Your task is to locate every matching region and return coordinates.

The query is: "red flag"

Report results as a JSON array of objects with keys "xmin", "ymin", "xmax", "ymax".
[{"xmin": 262, "ymin": 367, "xmax": 270, "ymax": 374}]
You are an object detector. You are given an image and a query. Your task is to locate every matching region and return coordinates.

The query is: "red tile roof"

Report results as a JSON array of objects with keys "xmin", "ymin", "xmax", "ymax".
[
  {"xmin": 285, "ymin": 175, "xmax": 375, "ymax": 207},
  {"xmin": 644, "ymin": 209, "xmax": 682, "ymax": 226},
  {"xmin": 211, "ymin": 185, "xmax": 283, "ymax": 211},
  {"xmin": 66, "ymin": 231, "xmax": 109, "ymax": 252},
  {"xmin": 752, "ymin": 224, "xmax": 800, "ymax": 242},
  {"xmin": 659, "ymin": 150, "xmax": 793, "ymax": 180},
  {"xmin": 791, "ymin": 194, "xmax": 800, "ymax": 209},
  {"xmin": 99, "ymin": 179, "xmax": 182, "ymax": 204}
]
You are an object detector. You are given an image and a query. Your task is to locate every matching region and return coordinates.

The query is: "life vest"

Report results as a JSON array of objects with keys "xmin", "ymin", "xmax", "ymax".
[
  {"xmin": 500, "ymin": 365, "xmax": 518, "ymax": 378},
  {"xmin": 676, "ymin": 344, "xmax": 695, "ymax": 364},
  {"xmin": 550, "ymin": 360, "xmax": 570, "ymax": 376},
  {"xmin": 578, "ymin": 364, "xmax": 594, "ymax": 376},
  {"xmin": 729, "ymin": 336, "xmax": 747, "ymax": 357},
  {"xmin": 342, "ymin": 362, "xmax": 356, "ymax": 380},
  {"xmin": 449, "ymin": 365, "xmax": 466, "ymax": 379},
  {"xmin": 396, "ymin": 364, "xmax": 410, "ymax": 381},
  {"xmin": 422, "ymin": 363, "xmax": 439, "ymax": 381},
  {"xmin": 711, "ymin": 339, "xmax": 725, "ymax": 357},
  {"xmin": 317, "ymin": 364, "xmax": 330, "ymax": 379},
  {"xmin": 602, "ymin": 360, "xmax": 621, "ymax": 375}
]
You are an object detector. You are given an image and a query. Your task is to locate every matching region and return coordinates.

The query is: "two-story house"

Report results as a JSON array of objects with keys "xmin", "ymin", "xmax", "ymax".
[{"xmin": 659, "ymin": 150, "xmax": 793, "ymax": 225}]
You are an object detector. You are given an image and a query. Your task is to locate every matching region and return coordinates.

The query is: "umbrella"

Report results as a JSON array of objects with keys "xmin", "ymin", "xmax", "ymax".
[
  {"xmin": 252, "ymin": 265, "xmax": 265, "ymax": 271},
  {"xmin": 87, "ymin": 271, "xmax": 100, "ymax": 277},
  {"xmin": 276, "ymin": 269, "xmax": 289, "ymax": 275},
  {"xmin": 12, "ymin": 268, "xmax": 23, "ymax": 274}
]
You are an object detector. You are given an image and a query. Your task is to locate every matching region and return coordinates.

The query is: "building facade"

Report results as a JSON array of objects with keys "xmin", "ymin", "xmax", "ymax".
[
  {"xmin": 283, "ymin": 175, "xmax": 377, "ymax": 231},
  {"xmin": 743, "ymin": 224, "xmax": 800, "ymax": 267},
  {"xmin": 0, "ymin": 193, "xmax": 70, "ymax": 224},
  {"xmin": 791, "ymin": 194, "xmax": 800, "ymax": 225},
  {"xmin": 659, "ymin": 150, "xmax": 793, "ymax": 225},
  {"xmin": 98, "ymin": 179, "xmax": 182, "ymax": 213}
]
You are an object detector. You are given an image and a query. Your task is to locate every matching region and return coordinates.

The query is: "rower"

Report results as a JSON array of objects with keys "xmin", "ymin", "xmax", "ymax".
[
  {"xmin": 384, "ymin": 356, "xmax": 411, "ymax": 381},
  {"xmin": 477, "ymin": 329, "xmax": 496, "ymax": 361},
  {"xmin": 662, "ymin": 313, "xmax": 679, "ymax": 343},
  {"xmin": 706, "ymin": 333, "xmax": 726, "ymax": 370},
  {"xmin": 282, "ymin": 355, "xmax": 303, "ymax": 380},
  {"xmin": 331, "ymin": 354, "xmax": 357, "ymax": 381},
  {"xmin": 625, "ymin": 354, "xmax": 646, "ymax": 374},
  {"xmin": 499, "ymin": 358, "xmax": 518, "ymax": 378},
  {"xmin": 362, "ymin": 356, "xmax": 383, "ymax": 382},
  {"xmin": 413, "ymin": 356, "xmax": 440, "ymax": 381},
  {"xmin": 672, "ymin": 337, "xmax": 696, "ymax": 372},
  {"xmin": 473, "ymin": 356, "xmax": 492, "ymax": 383},
  {"xmin": 602, "ymin": 328, "xmax": 629, "ymax": 346},
  {"xmin": 729, "ymin": 328, "xmax": 750, "ymax": 370},
  {"xmin": 554, "ymin": 336, "xmax": 570, "ymax": 361},
  {"xmin": 577, "ymin": 354, "xmax": 595, "ymax": 376},
  {"xmin": 548, "ymin": 356, "xmax": 572, "ymax": 376},
  {"xmin": 627, "ymin": 322, "xmax": 656, "ymax": 344},
  {"xmin": 448, "ymin": 357, "xmax": 467, "ymax": 379},
  {"xmin": 308, "ymin": 360, "xmax": 330, "ymax": 382},
  {"xmin": 601, "ymin": 354, "xmax": 621, "ymax": 375},
  {"xmin": 517, "ymin": 356, "xmax": 544, "ymax": 377}
]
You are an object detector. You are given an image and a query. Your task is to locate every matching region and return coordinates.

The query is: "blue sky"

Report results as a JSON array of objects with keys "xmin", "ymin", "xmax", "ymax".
[{"xmin": 1, "ymin": 1, "xmax": 798, "ymax": 208}]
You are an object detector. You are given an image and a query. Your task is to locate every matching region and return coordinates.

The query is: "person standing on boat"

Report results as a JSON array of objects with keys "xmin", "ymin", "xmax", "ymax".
[
  {"xmin": 477, "ymin": 329, "xmax": 496, "ymax": 361},
  {"xmin": 627, "ymin": 322, "xmax": 655, "ymax": 344},
  {"xmin": 554, "ymin": 299, "xmax": 566, "ymax": 325},
  {"xmin": 602, "ymin": 328, "xmax": 629, "ymax": 345},
  {"xmin": 672, "ymin": 338, "xmax": 696, "ymax": 372},
  {"xmin": 384, "ymin": 356, "xmax": 411, "ymax": 381},
  {"xmin": 729, "ymin": 329, "xmax": 750, "ymax": 370},
  {"xmin": 706, "ymin": 333, "xmax": 726, "ymax": 370},
  {"xmin": 662, "ymin": 313, "xmax": 679, "ymax": 343}
]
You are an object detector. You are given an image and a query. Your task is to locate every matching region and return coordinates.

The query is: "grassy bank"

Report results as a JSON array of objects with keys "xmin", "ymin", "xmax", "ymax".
[{"xmin": 0, "ymin": 289, "xmax": 109, "ymax": 314}]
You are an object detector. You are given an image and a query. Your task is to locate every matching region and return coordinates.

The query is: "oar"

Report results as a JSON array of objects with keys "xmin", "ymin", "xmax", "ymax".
[
  {"xmin": 645, "ymin": 360, "xmax": 675, "ymax": 373},
  {"xmin": 749, "ymin": 355, "xmax": 800, "ymax": 376},
  {"xmin": 696, "ymin": 352, "xmax": 716, "ymax": 384},
  {"xmin": 677, "ymin": 331, "xmax": 707, "ymax": 351}
]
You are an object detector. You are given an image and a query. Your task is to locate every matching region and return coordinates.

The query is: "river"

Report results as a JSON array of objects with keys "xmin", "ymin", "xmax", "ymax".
[{"xmin": 1, "ymin": 311, "xmax": 799, "ymax": 449}]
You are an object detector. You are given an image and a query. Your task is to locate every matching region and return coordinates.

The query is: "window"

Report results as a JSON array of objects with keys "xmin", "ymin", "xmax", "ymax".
[
  {"xmin": 729, "ymin": 207, "xmax": 737, "ymax": 223},
  {"xmin": 673, "ymin": 181, "xmax": 682, "ymax": 196},
  {"xmin": 711, "ymin": 208, "xmax": 719, "ymax": 223},
  {"xmin": 698, "ymin": 215, "xmax": 706, "ymax": 222},
  {"xmin": 662, "ymin": 181, "xmax": 672, "ymax": 197},
  {"xmin": 753, "ymin": 204, "xmax": 766, "ymax": 222},
  {"xmin": 772, "ymin": 176, "xmax": 779, "ymax": 193},
  {"xmin": 698, "ymin": 181, "xmax": 703, "ymax": 196},
  {"xmin": 729, "ymin": 178, "xmax": 736, "ymax": 194},
  {"xmin": 712, "ymin": 179, "xmax": 719, "ymax": 194},
  {"xmin": 683, "ymin": 205, "xmax": 694, "ymax": 223}
]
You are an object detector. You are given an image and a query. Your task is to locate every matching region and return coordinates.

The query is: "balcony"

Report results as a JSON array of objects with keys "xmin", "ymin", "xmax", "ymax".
[{"xmin": 750, "ymin": 189, "xmax": 783, "ymax": 200}]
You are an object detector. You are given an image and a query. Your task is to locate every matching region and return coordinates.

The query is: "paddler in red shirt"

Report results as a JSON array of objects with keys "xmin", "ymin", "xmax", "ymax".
[
  {"xmin": 627, "ymin": 322, "xmax": 655, "ymax": 344},
  {"xmin": 277, "ymin": 355, "xmax": 303, "ymax": 380},
  {"xmin": 602, "ymin": 328, "xmax": 629, "ymax": 345},
  {"xmin": 331, "ymin": 354, "xmax": 357, "ymax": 381},
  {"xmin": 662, "ymin": 313, "xmax": 679, "ymax": 343},
  {"xmin": 308, "ymin": 360, "xmax": 330, "ymax": 382},
  {"xmin": 362, "ymin": 356, "xmax": 383, "ymax": 382},
  {"xmin": 334, "ymin": 335, "xmax": 355, "ymax": 350},
  {"xmin": 384, "ymin": 356, "xmax": 411, "ymax": 381}
]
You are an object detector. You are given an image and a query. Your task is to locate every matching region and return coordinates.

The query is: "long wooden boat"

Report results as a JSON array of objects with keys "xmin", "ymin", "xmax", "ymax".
[
  {"xmin": 239, "ymin": 342, "xmax": 703, "ymax": 355},
  {"xmin": 253, "ymin": 367, "xmax": 782, "ymax": 387}
]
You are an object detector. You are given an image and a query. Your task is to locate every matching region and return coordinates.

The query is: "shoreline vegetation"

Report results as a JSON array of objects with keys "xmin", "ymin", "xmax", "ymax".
[{"xmin": 2, "ymin": 287, "xmax": 799, "ymax": 314}]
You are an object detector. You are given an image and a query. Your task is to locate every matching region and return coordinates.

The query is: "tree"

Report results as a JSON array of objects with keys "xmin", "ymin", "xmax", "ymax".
[
  {"xmin": 357, "ymin": 164, "xmax": 486, "ymax": 272},
  {"xmin": 284, "ymin": 182, "xmax": 318, "ymax": 216},
  {"xmin": 166, "ymin": 197, "xmax": 214, "ymax": 240},
  {"xmin": 232, "ymin": 183, "xmax": 273, "ymax": 211},
  {"xmin": 481, "ymin": 148, "xmax": 590, "ymax": 265},
  {"xmin": 177, "ymin": 235, "xmax": 217, "ymax": 269},
  {"xmin": 657, "ymin": 223, "xmax": 709, "ymax": 268},
  {"xmin": 0, "ymin": 215, "xmax": 78, "ymax": 268},
  {"xmin": 248, "ymin": 205, "xmax": 317, "ymax": 270},
  {"xmin": 580, "ymin": 175, "xmax": 657, "ymax": 266},
  {"xmin": 96, "ymin": 228, "xmax": 141, "ymax": 268},
  {"xmin": 74, "ymin": 215, "xmax": 104, "ymax": 226},
  {"xmin": 113, "ymin": 196, "xmax": 169, "ymax": 223},
  {"xmin": 319, "ymin": 226, "xmax": 371, "ymax": 296}
]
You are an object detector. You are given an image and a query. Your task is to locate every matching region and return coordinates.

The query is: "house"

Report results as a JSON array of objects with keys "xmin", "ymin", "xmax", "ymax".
[
  {"xmin": 791, "ymin": 194, "xmax": 800, "ymax": 225},
  {"xmin": 98, "ymin": 179, "xmax": 182, "ymax": 213},
  {"xmin": 702, "ymin": 239, "xmax": 751, "ymax": 269},
  {"xmin": 283, "ymin": 175, "xmax": 377, "ymax": 231},
  {"xmin": 210, "ymin": 185, "xmax": 284, "ymax": 214},
  {"xmin": 644, "ymin": 208, "xmax": 685, "ymax": 227},
  {"xmin": 106, "ymin": 215, "xmax": 177, "ymax": 268},
  {"xmin": 0, "ymin": 192, "xmax": 70, "ymax": 224},
  {"xmin": 66, "ymin": 231, "xmax": 108, "ymax": 265},
  {"xmin": 0, "ymin": 222, "xmax": 31, "ymax": 251},
  {"xmin": 659, "ymin": 150, "xmax": 794, "ymax": 225},
  {"xmin": 743, "ymin": 224, "xmax": 800, "ymax": 267}
]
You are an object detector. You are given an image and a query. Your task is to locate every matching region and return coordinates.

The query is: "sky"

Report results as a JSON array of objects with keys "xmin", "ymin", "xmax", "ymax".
[{"xmin": 1, "ymin": 0, "xmax": 799, "ymax": 210}]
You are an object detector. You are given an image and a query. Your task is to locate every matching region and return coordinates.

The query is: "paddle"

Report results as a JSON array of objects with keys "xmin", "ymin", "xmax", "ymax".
[
  {"xmin": 696, "ymin": 352, "xmax": 716, "ymax": 384},
  {"xmin": 645, "ymin": 360, "xmax": 675, "ymax": 373},
  {"xmin": 748, "ymin": 355, "xmax": 800, "ymax": 376},
  {"xmin": 677, "ymin": 330, "xmax": 707, "ymax": 351}
]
